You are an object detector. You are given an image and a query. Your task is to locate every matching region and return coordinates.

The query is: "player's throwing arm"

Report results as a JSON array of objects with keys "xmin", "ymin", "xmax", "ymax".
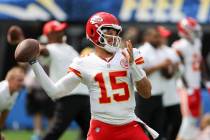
[{"xmin": 15, "ymin": 39, "xmax": 81, "ymax": 100}]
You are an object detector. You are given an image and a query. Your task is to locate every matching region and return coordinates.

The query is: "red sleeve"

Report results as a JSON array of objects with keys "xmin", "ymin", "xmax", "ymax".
[
  {"xmin": 68, "ymin": 67, "xmax": 82, "ymax": 78},
  {"xmin": 134, "ymin": 56, "xmax": 144, "ymax": 65}
]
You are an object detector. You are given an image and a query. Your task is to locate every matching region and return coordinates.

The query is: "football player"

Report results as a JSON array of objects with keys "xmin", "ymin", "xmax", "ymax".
[
  {"xmin": 40, "ymin": 20, "xmax": 90, "ymax": 140},
  {"xmin": 29, "ymin": 12, "xmax": 158, "ymax": 140},
  {"xmin": 172, "ymin": 17, "xmax": 203, "ymax": 140},
  {"xmin": 136, "ymin": 27, "xmax": 174, "ymax": 140},
  {"xmin": 157, "ymin": 26, "xmax": 182, "ymax": 140},
  {"xmin": 0, "ymin": 67, "xmax": 25, "ymax": 139}
]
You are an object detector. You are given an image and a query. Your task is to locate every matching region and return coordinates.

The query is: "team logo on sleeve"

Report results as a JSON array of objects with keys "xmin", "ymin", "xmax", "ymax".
[{"xmin": 120, "ymin": 58, "xmax": 128, "ymax": 69}]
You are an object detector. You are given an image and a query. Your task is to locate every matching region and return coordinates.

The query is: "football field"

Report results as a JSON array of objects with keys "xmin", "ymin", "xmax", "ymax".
[{"xmin": 3, "ymin": 129, "xmax": 79, "ymax": 140}]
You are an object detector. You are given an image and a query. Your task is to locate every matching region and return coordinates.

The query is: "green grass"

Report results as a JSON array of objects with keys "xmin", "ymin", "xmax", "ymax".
[{"xmin": 3, "ymin": 129, "xmax": 79, "ymax": 140}]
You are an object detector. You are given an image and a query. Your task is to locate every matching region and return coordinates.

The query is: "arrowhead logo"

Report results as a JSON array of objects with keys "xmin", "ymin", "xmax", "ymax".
[
  {"xmin": 120, "ymin": 58, "xmax": 128, "ymax": 69},
  {"xmin": 90, "ymin": 15, "xmax": 103, "ymax": 24}
]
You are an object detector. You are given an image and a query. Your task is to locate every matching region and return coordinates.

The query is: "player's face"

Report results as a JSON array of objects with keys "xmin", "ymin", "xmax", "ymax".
[
  {"xmin": 47, "ymin": 31, "xmax": 65, "ymax": 43},
  {"xmin": 11, "ymin": 73, "xmax": 25, "ymax": 91},
  {"xmin": 103, "ymin": 29, "xmax": 118, "ymax": 46},
  {"xmin": 149, "ymin": 30, "xmax": 161, "ymax": 47},
  {"xmin": 160, "ymin": 36, "xmax": 168, "ymax": 45},
  {"xmin": 189, "ymin": 29, "xmax": 202, "ymax": 40}
]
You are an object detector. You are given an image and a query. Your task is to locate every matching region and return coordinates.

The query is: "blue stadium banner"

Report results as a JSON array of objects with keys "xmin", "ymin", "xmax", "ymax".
[{"xmin": 0, "ymin": 0, "xmax": 209, "ymax": 23}]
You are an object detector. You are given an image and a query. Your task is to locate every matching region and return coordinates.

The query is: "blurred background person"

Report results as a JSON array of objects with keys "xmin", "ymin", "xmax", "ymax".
[
  {"xmin": 7, "ymin": 25, "xmax": 25, "ymax": 46},
  {"xmin": 135, "ymin": 27, "xmax": 173, "ymax": 140},
  {"xmin": 172, "ymin": 17, "xmax": 203, "ymax": 140},
  {"xmin": 1, "ymin": 25, "xmax": 25, "ymax": 80},
  {"xmin": 24, "ymin": 61, "xmax": 55, "ymax": 140},
  {"xmin": 39, "ymin": 20, "xmax": 90, "ymax": 140},
  {"xmin": 122, "ymin": 26, "xmax": 141, "ymax": 48},
  {"xmin": 17, "ymin": 25, "xmax": 54, "ymax": 140},
  {"xmin": 0, "ymin": 67, "xmax": 25, "ymax": 139},
  {"xmin": 157, "ymin": 26, "xmax": 182, "ymax": 140}
]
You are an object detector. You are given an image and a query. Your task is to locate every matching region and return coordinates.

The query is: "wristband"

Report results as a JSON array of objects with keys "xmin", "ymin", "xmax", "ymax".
[
  {"xmin": 130, "ymin": 63, "xmax": 146, "ymax": 81},
  {"xmin": 29, "ymin": 59, "xmax": 37, "ymax": 65}
]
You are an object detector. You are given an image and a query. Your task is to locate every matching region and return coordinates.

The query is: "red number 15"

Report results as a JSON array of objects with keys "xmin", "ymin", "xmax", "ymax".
[{"xmin": 95, "ymin": 71, "xmax": 130, "ymax": 104}]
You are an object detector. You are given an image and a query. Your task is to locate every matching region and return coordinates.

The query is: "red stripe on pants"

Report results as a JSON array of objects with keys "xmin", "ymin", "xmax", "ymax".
[{"xmin": 187, "ymin": 89, "xmax": 201, "ymax": 117}]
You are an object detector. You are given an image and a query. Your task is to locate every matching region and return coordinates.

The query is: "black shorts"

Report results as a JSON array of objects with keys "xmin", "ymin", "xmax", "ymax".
[
  {"xmin": 26, "ymin": 88, "xmax": 55, "ymax": 118},
  {"xmin": 43, "ymin": 94, "xmax": 91, "ymax": 140}
]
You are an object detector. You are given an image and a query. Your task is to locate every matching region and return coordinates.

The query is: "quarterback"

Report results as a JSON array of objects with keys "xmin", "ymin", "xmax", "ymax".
[{"xmin": 26, "ymin": 12, "xmax": 158, "ymax": 140}]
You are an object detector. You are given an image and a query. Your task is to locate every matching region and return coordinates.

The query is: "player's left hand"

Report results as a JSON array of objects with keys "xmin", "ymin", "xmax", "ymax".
[{"xmin": 122, "ymin": 40, "xmax": 134, "ymax": 65}]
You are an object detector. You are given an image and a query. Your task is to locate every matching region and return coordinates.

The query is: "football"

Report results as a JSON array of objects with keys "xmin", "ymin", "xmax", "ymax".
[{"xmin": 15, "ymin": 39, "xmax": 40, "ymax": 62}]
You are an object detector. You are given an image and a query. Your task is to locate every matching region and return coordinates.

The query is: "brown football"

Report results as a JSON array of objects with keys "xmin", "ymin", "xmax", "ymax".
[{"xmin": 15, "ymin": 39, "xmax": 40, "ymax": 62}]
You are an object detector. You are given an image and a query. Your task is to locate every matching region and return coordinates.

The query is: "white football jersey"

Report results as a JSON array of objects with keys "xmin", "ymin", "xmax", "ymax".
[
  {"xmin": 161, "ymin": 46, "xmax": 180, "ymax": 107},
  {"xmin": 46, "ymin": 43, "xmax": 78, "ymax": 82},
  {"xmin": 139, "ymin": 43, "xmax": 171, "ymax": 96},
  {"xmin": 46, "ymin": 43, "xmax": 88, "ymax": 96},
  {"xmin": 172, "ymin": 38, "xmax": 202, "ymax": 89},
  {"xmin": 0, "ymin": 80, "xmax": 18, "ymax": 112},
  {"xmin": 68, "ymin": 48, "xmax": 144, "ymax": 125}
]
